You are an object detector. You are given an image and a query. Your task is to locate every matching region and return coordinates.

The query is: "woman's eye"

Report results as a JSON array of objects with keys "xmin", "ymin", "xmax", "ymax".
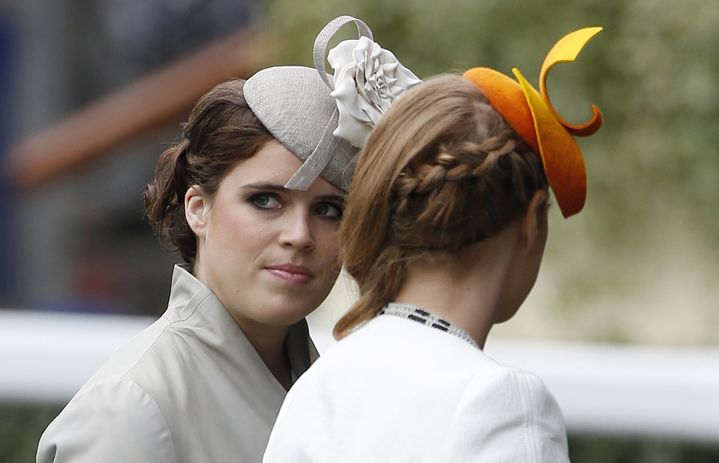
[
  {"xmin": 250, "ymin": 193, "xmax": 281, "ymax": 209},
  {"xmin": 315, "ymin": 202, "xmax": 343, "ymax": 219}
]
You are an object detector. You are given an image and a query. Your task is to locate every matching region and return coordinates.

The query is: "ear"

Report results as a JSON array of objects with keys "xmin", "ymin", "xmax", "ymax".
[
  {"xmin": 519, "ymin": 189, "xmax": 549, "ymax": 249},
  {"xmin": 185, "ymin": 185, "xmax": 211, "ymax": 238}
]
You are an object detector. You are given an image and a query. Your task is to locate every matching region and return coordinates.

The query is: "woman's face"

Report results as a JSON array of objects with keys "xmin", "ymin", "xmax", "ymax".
[{"xmin": 186, "ymin": 140, "xmax": 344, "ymax": 330}]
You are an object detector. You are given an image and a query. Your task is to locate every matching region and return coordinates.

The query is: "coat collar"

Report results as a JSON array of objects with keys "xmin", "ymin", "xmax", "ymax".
[{"xmin": 164, "ymin": 264, "xmax": 318, "ymax": 389}]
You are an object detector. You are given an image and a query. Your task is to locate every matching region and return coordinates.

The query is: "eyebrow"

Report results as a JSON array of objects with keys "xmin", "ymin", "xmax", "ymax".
[
  {"xmin": 240, "ymin": 182, "xmax": 346, "ymax": 202},
  {"xmin": 240, "ymin": 182, "xmax": 287, "ymax": 193},
  {"xmin": 315, "ymin": 193, "xmax": 346, "ymax": 204}
]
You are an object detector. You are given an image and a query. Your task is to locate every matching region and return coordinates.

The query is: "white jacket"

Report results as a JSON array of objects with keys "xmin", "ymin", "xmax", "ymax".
[
  {"xmin": 264, "ymin": 315, "xmax": 569, "ymax": 462},
  {"xmin": 38, "ymin": 265, "xmax": 318, "ymax": 463}
]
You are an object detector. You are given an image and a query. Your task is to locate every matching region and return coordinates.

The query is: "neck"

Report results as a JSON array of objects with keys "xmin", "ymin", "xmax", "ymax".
[
  {"xmin": 193, "ymin": 258, "xmax": 293, "ymax": 390},
  {"xmin": 232, "ymin": 315, "xmax": 293, "ymax": 390},
  {"xmin": 393, "ymin": 225, "xmax": 519, "ymax": 349}
]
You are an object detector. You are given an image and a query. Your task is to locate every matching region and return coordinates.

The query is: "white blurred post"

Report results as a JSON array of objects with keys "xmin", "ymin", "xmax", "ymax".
[{"xmin": 2, "ymin": 309, "xmax": 718, "ymax": 443}]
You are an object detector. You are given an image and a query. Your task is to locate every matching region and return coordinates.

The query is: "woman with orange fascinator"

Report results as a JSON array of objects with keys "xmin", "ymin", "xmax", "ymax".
[{"xmin": 264, "ymin": 28, "xmax": 603, "ymax": 462}]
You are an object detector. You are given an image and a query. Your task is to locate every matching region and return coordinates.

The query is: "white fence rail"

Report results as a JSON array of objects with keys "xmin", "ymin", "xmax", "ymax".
[{"xmin": 2, "ymin": 310, "xmax": 718, "ymax": 442}]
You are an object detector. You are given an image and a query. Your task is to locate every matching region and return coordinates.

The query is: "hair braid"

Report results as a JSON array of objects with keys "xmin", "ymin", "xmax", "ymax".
[{"xmin": 393, "ymin": 129, "xmax": 519, "ymax": 223}]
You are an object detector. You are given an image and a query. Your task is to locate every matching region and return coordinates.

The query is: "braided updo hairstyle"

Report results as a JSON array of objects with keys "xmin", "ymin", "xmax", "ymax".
[
  {"xmin": 144, "ymin": 79, "xmax": 273, "ymax": 267},
  {"xmin": 334, "ymin": 74, "xmax": 548, "ymax": 338}
]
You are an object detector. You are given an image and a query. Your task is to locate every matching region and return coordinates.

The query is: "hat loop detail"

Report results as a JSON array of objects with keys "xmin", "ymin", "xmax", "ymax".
[
  {"xmin": 313, "ymin": 16, "xmax": 373, "ymax": 90},
  {"xmin": 538, "ymin": 27, "xmax": 603, "ymax": 136}
]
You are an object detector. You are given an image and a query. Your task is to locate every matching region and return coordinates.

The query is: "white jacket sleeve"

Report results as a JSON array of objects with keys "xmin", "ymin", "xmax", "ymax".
[
  {"xmin": 446, "ymin": 369, "xmax": 570, "ymax": 463},
  {"xmin": 37, "ymin": 380, "xmax": 177, "ymax": 463}
]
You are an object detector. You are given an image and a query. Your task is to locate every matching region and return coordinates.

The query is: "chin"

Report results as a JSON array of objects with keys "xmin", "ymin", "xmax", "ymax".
[{"xmin": 259, "ymin": 298, "xmax": 321, "ymax": 327}]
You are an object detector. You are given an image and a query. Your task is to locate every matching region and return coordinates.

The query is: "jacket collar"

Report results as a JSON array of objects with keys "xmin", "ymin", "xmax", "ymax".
[{"xmin": 164, "ymin": 264, "xmax": 318, "ymax": 388}]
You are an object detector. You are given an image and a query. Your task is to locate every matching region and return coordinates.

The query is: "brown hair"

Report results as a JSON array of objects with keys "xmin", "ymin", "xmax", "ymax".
[
  {"xmin": 334, "ymin": 74, "xmax": 548, "ymax": 338},
  {"xmin": 144, "ymin": 79, "xmax": 273, "ymax": 266}
]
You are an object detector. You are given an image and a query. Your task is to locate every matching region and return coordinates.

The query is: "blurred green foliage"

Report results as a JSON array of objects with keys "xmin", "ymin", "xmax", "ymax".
[
  {"xmin": 3, "ymin": 404, "xmax": 719, "ymax": 463},
  {"xmin": 265, "ymin": 0, "xmax": 719, "ymax": 233},
  {"xmin": 266, "ymin": 0, "xmax": 719, "ymax": 344},
  {"xmin": 0, "ymin": 403, "xmax": 63, "ymax": 463},
  {"xmin": 569, "ymin": 434, "xmax": 719, "ymax": 462}
]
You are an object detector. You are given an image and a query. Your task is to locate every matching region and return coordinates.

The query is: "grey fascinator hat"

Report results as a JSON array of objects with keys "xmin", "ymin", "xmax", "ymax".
[{"xmin": 244, "ymin": 15, "xmax": 421, "ymax": 192}]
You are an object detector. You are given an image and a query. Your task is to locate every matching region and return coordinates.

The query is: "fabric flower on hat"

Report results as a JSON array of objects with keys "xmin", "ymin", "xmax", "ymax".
[{"xmin": 328, "ymin": 36, "xmax": 422, "ymax": 148}]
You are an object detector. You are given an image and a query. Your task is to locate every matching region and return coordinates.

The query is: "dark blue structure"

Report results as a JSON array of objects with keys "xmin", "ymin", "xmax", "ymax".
[{"xmin": 0, "ymin": 12, "xmax": 16, "ymax": 302}]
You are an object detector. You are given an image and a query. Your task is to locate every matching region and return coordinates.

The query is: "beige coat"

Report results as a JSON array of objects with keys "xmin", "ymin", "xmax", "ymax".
[{"xmin": 37, "ymin": 265, "xmax": 318, "ymax": 463}]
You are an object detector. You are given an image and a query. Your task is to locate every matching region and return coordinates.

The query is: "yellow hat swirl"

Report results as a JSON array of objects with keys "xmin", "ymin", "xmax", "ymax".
[{"xmin": 464, "ymin": 27, "xmax": 603, "ymax": 218}]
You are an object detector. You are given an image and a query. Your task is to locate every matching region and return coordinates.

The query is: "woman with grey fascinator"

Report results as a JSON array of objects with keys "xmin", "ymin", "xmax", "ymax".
[{"xmin": 36, "ymin": 15, "xmax": 419, "ymax": 463}]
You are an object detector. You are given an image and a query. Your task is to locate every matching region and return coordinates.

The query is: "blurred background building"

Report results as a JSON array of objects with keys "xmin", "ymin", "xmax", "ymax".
[
  {"xmin": 1, "ymin": 0, "xmax": 718, "ymax": 461},
  {"xmin": 2, "ymin": 0, "xmax": 260, "ymax": 316}
]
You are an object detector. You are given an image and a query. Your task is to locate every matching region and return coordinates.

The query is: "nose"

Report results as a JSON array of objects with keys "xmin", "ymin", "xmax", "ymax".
[{"xmin": 278, "ymin": 208, "xmax": 315, "ymax": 251}]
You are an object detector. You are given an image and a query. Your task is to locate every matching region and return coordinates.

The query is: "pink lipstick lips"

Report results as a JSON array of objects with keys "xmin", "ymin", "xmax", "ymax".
[{"xmin": 265, "ymin": 264, "xmax": 314, "ymax": 285}]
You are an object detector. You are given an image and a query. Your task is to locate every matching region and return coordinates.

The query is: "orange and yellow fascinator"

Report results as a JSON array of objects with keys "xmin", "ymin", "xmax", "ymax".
[{"xmin": 464, "ymin": 27, "xmax": 603, "ymax": 218}]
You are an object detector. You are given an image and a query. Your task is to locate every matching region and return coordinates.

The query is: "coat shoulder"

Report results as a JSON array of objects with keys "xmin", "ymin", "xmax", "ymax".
[{"xmin": 37, "ymin": 379, "xmax": 178, "ymax": 463}]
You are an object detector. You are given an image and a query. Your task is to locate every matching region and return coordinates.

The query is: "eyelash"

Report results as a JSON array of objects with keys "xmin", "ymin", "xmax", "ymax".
[
  {"xmin": 248, "ymin": 193, "xmax": 344, "ymax": 220},
  {"xmin": 315, "ymin": 202, "xmax": 344, "ymax": 220},
  {"xmin": 249, "ymin": 192, "xmax": 281, "ymax": 210}
]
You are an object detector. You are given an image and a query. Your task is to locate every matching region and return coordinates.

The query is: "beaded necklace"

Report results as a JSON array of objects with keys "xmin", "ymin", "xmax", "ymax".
[{"xmin": 379, "ymin": 303, "xmax": 479, "ymax": 349}]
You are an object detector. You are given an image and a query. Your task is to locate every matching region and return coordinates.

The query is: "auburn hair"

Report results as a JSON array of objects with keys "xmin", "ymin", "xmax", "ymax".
[
  {"xmin": 144, "ymin": 79, "xmax": 273, "ymax": 266},
  {"xmin": 334, "ymin": 74, "xmax": 548, "ymax": 338}
]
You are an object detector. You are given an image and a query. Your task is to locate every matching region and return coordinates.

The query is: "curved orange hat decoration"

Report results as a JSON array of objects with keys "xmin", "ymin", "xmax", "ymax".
[{"xmin": 463, "ymin": 27, "xmax": 603, "ymax": 218}]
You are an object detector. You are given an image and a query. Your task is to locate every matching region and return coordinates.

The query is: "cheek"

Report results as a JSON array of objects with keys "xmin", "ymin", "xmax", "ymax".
[
  {"xmin": 315, "ymin": 226, "xmax": 341, "ymax": 264},
  {"xmin": 211, "ymin": 206, "xmax": 273, "ymax": 254}
]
